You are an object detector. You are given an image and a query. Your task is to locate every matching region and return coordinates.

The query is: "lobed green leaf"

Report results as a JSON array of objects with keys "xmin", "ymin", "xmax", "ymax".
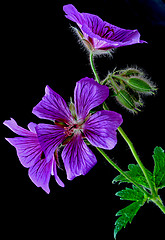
[
  {"xmin": 113, "ymin": 164, "xmax": 154, "ymax": 189},
  {"xmin": 115, "ymin": 185, "xmax": 144, "ymax": 202},
  {"xmin": 153, "ymin": 146, "xmax": 165, "ymax": 189},
  {"xmin": 114, "ymin": 186, "xmax": 146, "ymax": 239}
]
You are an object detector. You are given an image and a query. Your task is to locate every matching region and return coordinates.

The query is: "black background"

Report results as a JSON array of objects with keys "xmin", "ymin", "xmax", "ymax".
[{"xmin": 1, "ymin": 0, "xmax": 165, "ymax": 239}]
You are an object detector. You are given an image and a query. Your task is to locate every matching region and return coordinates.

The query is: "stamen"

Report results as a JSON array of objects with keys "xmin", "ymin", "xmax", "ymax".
[{"xmin": 102, "ymin": 26, "xmax": 115, "ymax": 38}]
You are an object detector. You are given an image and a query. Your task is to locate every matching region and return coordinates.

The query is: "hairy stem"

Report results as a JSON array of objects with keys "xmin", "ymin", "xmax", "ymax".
[
  {"xmin": 89, "ymin": 51, "xmax": 100, "ymax": 83},
  {"xmin": 117, "ymin": 126, "xmax": 157, "ymax": 196},
  {"xmin": 151, "ymin": 197, "xmax": 165, "ymax": 214}
]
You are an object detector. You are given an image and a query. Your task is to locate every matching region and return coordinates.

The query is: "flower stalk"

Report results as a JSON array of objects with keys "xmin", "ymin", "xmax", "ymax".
[
  {"xmin": 117, "ymin": 126, "xmax": 157, "ymax": 196},
  {"xmin": 89, "ymin": 51, "xmax": 100, "ymax": 83},
  {"xmin": 151, "ymin": 197, "xmax": 165, "ymax": 214}
]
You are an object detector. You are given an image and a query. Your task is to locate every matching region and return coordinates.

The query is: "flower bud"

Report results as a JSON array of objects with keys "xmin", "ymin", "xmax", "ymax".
[
  {"xmin": 120, "ymin": 67, "xmax": 143, "ymax": 77},
  {"xmin": 116, "ymin": 89, "xmax": 139, "ymax": 113},
  {"xmin": 126, "ymin": 77, "xmax": 156, "ymax": 93},
  {"xmin": 125, "ymin": 85, "xmax": 142, "ymax": 104}
]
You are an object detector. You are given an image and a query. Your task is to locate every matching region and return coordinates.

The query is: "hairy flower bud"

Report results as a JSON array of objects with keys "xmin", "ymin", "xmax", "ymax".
[
  {"xmin": 126, "ymin": 77, "xmax": 156, "ymax": 93},
  {"xmin": 115, "ymin": 89, "xmax": 139, "ymax": 113},
  {"xmin": 120, "ymin": 67, "xmax": 143, "ymax": 77},
  {"xmin": 125, "ymin": 86, "xmax": 141, "ymax": 104}
]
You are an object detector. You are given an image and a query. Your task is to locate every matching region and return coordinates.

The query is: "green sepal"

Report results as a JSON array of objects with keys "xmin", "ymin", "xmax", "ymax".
[
  {"xmin": 125, "ymin": 85, "xmax": 141, "ymax": 103},
  {"xmin": 153, "ymin": 146, "xmax": 165, "ymax": 190},
  {"xmin": 115, "ymin": 89, "xmax": 139, "ymax": 113},
  {"xmin": 69, "ymin": 97, "xmax": 77, "ymax": 119},
  {"xmin": 83, "ymin": 138, "xmax": 91, "ymax": 145}
]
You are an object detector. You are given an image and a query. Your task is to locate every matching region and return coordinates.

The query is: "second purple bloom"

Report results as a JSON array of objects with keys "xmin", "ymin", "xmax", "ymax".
[
  {"xmin": 63, "ymin": 4, "xmax": 146, "ymax": 53},
  {"xmin": 33, "ymin": 77, "xmax": 123, "ymax": 180}
]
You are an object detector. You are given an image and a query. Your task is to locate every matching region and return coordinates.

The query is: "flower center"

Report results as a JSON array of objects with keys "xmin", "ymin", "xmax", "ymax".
[
  {"xmin": 64, "ymin": 123, "xmax": 82, "ymax": 137},
  {"xmin": 64, "ymin": 124, "xmax": 76, "ymax": 136}
]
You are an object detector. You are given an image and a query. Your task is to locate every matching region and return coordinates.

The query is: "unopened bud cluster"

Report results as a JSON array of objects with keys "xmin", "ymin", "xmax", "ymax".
[{"xmin": 103, "ymin": 67, "xmax": 157, "ymax": 113}]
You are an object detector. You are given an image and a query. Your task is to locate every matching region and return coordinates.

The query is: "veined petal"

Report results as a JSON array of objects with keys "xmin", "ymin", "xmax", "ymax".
[
  {"xmin": 5, "ymin": 136, "xmax": 42, "ymax": 168},
  {"xmin": 83, "ymin": 110, "xmax": 123, "ymax": 150},
  {"xmin": 32, "ymin": 85, "xmax": 73, "ymax": 123},
  {"xmin": 28, "ymin": 156, "xmax": 53, "ymax": 194},
  {"xmin": 63, "ymin": 4, "xmax": 147, "ymax": 51},
  {"xmin": 74, "ymin": 78, "xmax": 109, "ymax": 120},
  {"xmin": 53, "ymin": 161, "xmax": 65, "ymax": 188},
  {"xmin": 4, "ymin": 118, "xmax": 64, "ymax": 193},
  {"xmin": 4, "ymin": 118, "xmax": 42, "ymax": 167},
  {"xmin": 63, "ymin": 4, "xmax": 85, "ymax": 25},
  {"xmin": 3, "ymin": 118, "xmax": 34, "ymax": 137},
  {"xmin": 81, "ymin": 13, "xmax": 106, "ymax": 40},
  {"xmin": 61, "ymin": 133, "xmax": 97, "ymax": 180},
  {"xmin": 36, "ymin": 123, "xmax": 66, "ymax": 161},
  {"xmin": 27, "ymin": 122, "xmax": 38, "ymax": 133}
]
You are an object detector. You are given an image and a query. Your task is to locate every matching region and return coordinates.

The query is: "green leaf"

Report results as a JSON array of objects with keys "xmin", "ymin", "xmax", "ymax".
[
  {"xmin": 113, "ymin": 164, "xmax": 154, "ymax": 189},
  {"xmin": 153, "ymin": 146, "xmax": 165, "ymax": 189},
  {"xmin": 114, "ymin": 186, "xmax": 146, "ymax": 239},
  {"xmin": 115, "ymin": 185, "xmax": 144, "ymax": 202},
  {"xmin": 114, "ymin": 202, "xmax": 142, "ymax": 239}
]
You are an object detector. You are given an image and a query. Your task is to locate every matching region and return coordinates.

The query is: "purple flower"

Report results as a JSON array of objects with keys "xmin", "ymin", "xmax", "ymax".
[
  {"xmin": 32, "ymin": 77, "xmax": 123, "ymax": 180},
  {"xmin": 3, "ymin": 118, "xmax": 64, "ymax": 194},
  {"xmin": 63, "ymin": 4, "xmax": 147, "ymax": 53}
]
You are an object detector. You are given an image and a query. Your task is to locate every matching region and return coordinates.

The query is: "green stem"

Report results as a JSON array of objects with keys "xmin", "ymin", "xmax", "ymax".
[
  {"xmin": 151, "ymin": 197, "xmax": 165, "ymax": 214},
  {"xmin": 89, "ymin": 51, "xmax": 100, "ymax": 83},
  {"xmin": 103, "ymin": 102, "xmax": 156, "ymax": 196},
  {"xmin": 89, "ymin": 51, "xmax": 165, "ymax": 213},
  {"xmin": 117, "ymin": 126, "xmax": 157, "ymax": 196},
  {"xmin": 96, "ymin": 147, "xmax": 151, "ymax": 197},
  {"xmin": 109, "ymin": 75, "xmax": 119, "ymax": 92}
]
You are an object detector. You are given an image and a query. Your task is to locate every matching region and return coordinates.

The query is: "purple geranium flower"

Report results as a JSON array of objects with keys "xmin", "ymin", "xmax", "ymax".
[
  {"xmin": 32, "ymin": 77, "xmax": 123, "ymax": 180},
  {"xmin": 3, "ymin": 118, "xmax": 64, "ymax": 194},
  {"xmin": 63, "ymin": 4, "xmax": 146, "ymax": 53}
]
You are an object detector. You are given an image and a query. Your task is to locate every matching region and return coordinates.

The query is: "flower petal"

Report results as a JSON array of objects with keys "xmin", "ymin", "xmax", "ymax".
[
  {"xmin": 32, "ymin": 85, "xmax": 73, "ymax": 123},
  {"xmin": 83, "ymin": 110, "xmax": 123, "ymax": 150},
  {"xmin": 61, "ymin": 133, "xmax": 97, "ymax": 180},
  {"xmin": 36, "ymin": 123, "xmax": 66, "ymax": 161},
  {"xmin": 5, "ymin": 136, "xmax": 42, "ymax": 168},
  {"xmin": 63, "ymin": 4, "xmax": 84, "ymax": 25},
  {"xmin": 3, "ymin": 118, "xmax": 34, "ymax": 136},
  {"xmin": 81, "ymin": 15, "xmax": 147, "ymax": 49},
  {"xmin": 28, "ymin": 156, "xmax": 53, "ymax": 194},
  {"xmin": 27, "ymin": 122, "xmax": 38, "ymax": 133},
  {"xmin": 53, "ymin": 161, "xmax": 65, "ymax": 188},
  {"xmin": 74, "ymin": 77, "xmax": 109, "ymax": 120},
  {"xmin": 4, "ymin": 118, "xmax": 42, "ymax": 167}
]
